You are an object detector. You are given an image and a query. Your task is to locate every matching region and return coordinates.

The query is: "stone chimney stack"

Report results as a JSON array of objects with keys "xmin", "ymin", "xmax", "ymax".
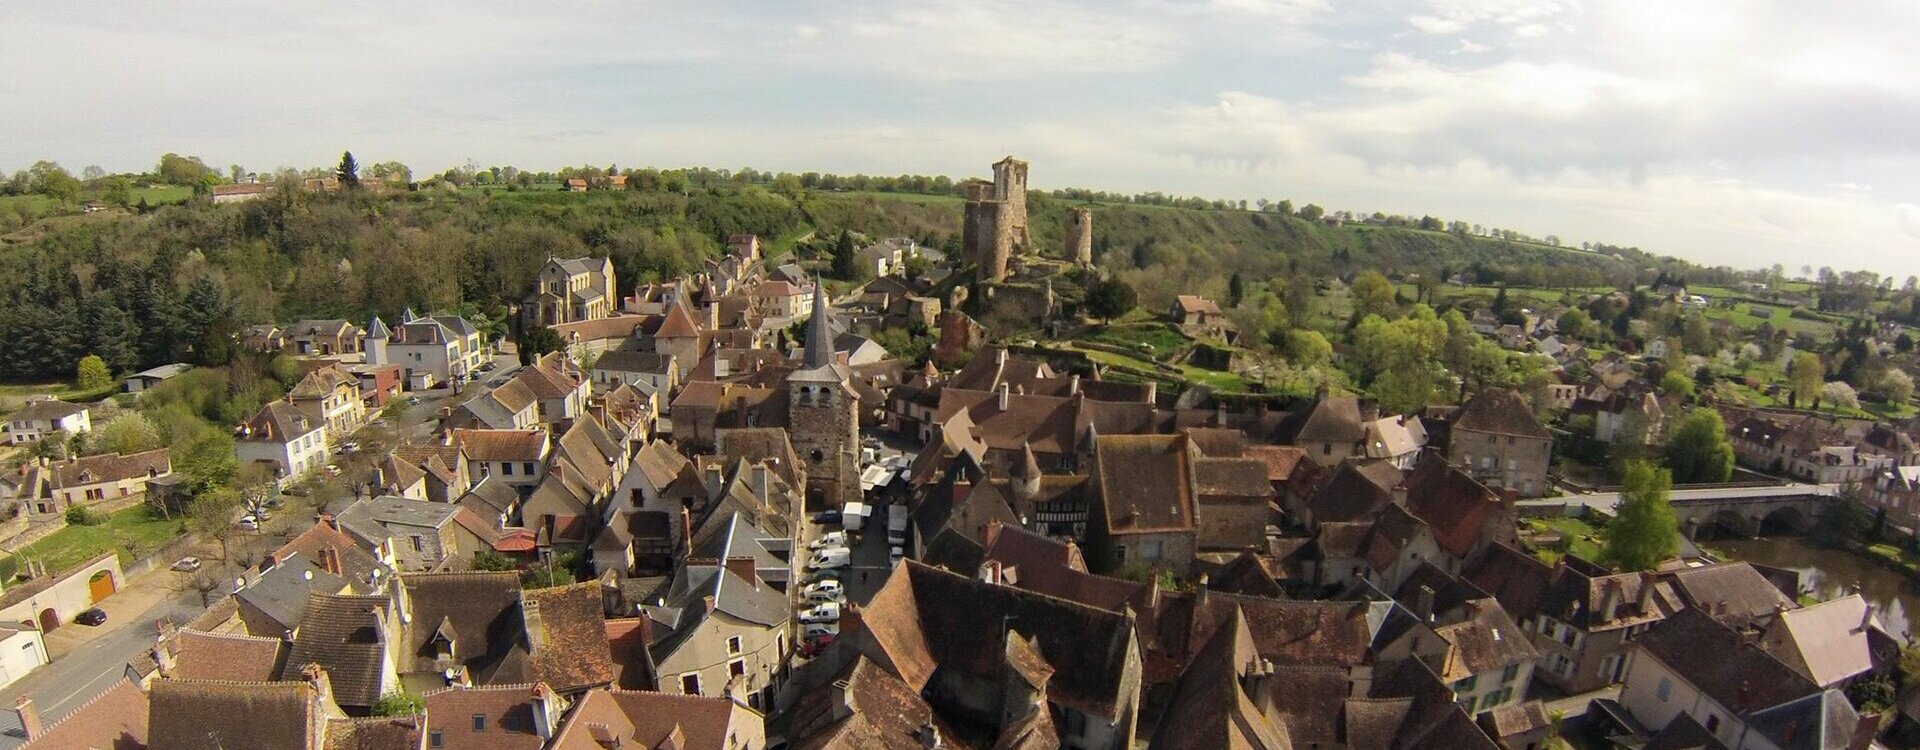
[
  {"xmin": 530, "ymin": 683, "xmax": 562, "ymax": 739},
  {"xmin": 997, "ymin": 383, "xmax": 1010, "ymax": 412},
  {"xmin": 13, "ymin": 697, "xmax": 41, "ymax": 740},
  {"xmin": 301, "ymin": 665, "xmax": 336, "ymax": 714}
]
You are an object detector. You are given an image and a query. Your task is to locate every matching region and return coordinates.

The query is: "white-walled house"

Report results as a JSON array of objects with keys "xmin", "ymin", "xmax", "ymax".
[
  {"xmin": 235, "ymin": 400, "xmax": 330, "ymax": 480},
  {"xmin": 5, "ymin": 399, "xmax": 90, "ymax": 446}
]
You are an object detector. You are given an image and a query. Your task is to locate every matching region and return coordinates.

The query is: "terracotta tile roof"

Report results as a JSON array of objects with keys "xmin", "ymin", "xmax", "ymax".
[
  {"xmin": 1462, "ymin": 543, "xmax": 1553, "ymax": 621},
  {"xmin": 1400, "ymin": 456, "xmax": 1509, "ymax": 557},
  {"xmin": 400, "ymin": 572, "xmax": 525, "ymax": 682},
  {"xmin": 18, "ymin": 678, "xmax": 148, "ymax": 750},
  {"xmin": 1537, "ymin": 563, "xmax": 1667, "ymax": 633},
  {"xmin": 1181, "ymin": 426, "xmax": 1246, "ymax": 457},
  {"xmin": 422, "ymin": 684, "xmax": 544, "ymax": 750},
  {"xmin": 1194, "ymin": 457, "xmax": 1275, "ymax": 498},
  {"xmin": 241, "ymin": 399, "xmax": 321, "ymax": 442},
  {"xmin": 171, "ymin": 629, "xmax": 287, "ymax": 682},
  {"xmin": 786, "ymin": 656, "xmax": 959, "ymax": 750},
  {"xmin": 1306, "ymin": 459, "xmax": 1401, "ymax": 523},
  {"xmin": 274, "ymin": 521, "xmax": 385, "ymax": 589},
  {"xmin": 979, "ymin": 524, "xmax": 1150, "ymax": 613},
  {"xmin": 1274, "ymin": 395, "xmax": 1367, "ymax": 445},
  {"xmin": 1148, "ymin": 607, "xmax": 1291, "ymax": 750},
  {"xmin": 290, "ymin": 365, "xmax": 358, "ymax": 399},
  {"xmin": 522, "ymin": 582, "xmax": 617, "ymax": 692},
  {"xmin": 1095, "ymin": 434, "xmax": 1196, "ymax": 534},
  {"xmin": 455, "ymin": 429, "xmax": 548, "ymax": 462},
  {"xmin": 655, "ymin": 300, "xmax": 701, "ymax": 339},
  {"xmin": 1243, "ymin": 445, "xmax": 1308, "ymax": 482},
  {"xmin": 514, "ymin": 358, "xmax": 584, "ymax": 400},
  {"xmin": 551, "ymin": 315, "xmax": 649, "ymax": 344},
  {"xmin": 49, "ymin": 448, "xmax": 171, "ymax": 488},
  {"xmin": 604, "ymin": 618, "xmax": 657, "ymax": 690},
  {"xmin": 860, "ymin": 561, "xmax": 1138, "ymax": 719},
  {"xmin": 1453, "ymin": 388, "xmax": 1550, "ymax": 439},
  {"xmin": 1432, "ymin": 600, "xmax": 1538, "ymax": 680},
  {"xmin": 1174, "ymin": 294, "xmax": 1222, "ymax": 315},
  {"xmin": 551, "ymin": 689, "xmax": 746, "ymax": 750},
  {"xmin": 148, "ymin": 678, "xmax": 318, "ymax": 750},
  {"xmin": 278, "ymin": 594, "xmax": 394, "ymax": 709},
  {"xmin": 323, "ymin": 715, "xmax": 424, "ymax": 750}
]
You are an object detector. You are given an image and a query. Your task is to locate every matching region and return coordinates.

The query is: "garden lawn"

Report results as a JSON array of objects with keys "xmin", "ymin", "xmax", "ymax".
[
  {"xmin": 0, "ymin": 505, "xmax": 183, "ymax": 581},
  {"xmin": 1529, "ymin": 515, "xmax": 1606, "ymax": 563},
  {"xmin": 1077, "ymin": 323, "xmax": 1190, "ymax": 359}
]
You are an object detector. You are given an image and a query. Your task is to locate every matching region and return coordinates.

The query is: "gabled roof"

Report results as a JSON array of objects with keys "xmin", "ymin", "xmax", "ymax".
[
  {"xmin": 275, "ymin": 521, "xmax": 386, "ymax": 590},
  {"xmin": 1431, "ymin": 600, "xmax": 1539, "ymax": 681},
  {"xmin": 1149, "ymin": 606, "xmax": 1292, "ymax": 750},
  {"xmin": 522, "ymin": 582, "xmax": 617, "ymax": 692},
  {"xmin": 237, "ymin": 554, "xmax": 352, "ymax": 635},
  {"xmin": 1095, "ymin": 434, "xmax": 1196, "ymax": 534},
  {"xmin": 1307, "ymin": 459, "xmax": 1402, "ymax": 524},
  {"xmin": 1462, "ymin": 543, "xmax": 1553, "ymax": 620},
  {"xmin": 1665, "ymin": 561, "xmax": 1797, "ymax": 627},
  {"xmin": 240, "ymin": 400, "xmax": 321, "ymax": 442},
  {"xmin": 455, "ymin": 428, "xmax": 548, "ymax": 462},
  {"xmin": 1636, "ymin": 607, "xmax": 1821, "ymax": 716},
  {"xmin": 1761, "ymin": 594, "xmax": 1878, "ymax": 688},
  {"xmin": 401, "ymin": 572, "xmax": 525, "ymax": 682},
  {"xmin": 1400, "ymin": 456, "xmax": 1509, "ymax": 557},
  {"xmin": 656, "ymin": 299, "xmax": 701, "ymax": 339},
  {"xmin": 15, "ymin": 678, "xmax": 149, "ymax": 750},
  {"xmin": 170, "ymin": 628, "xmax": 288, "ymax": 683},
  {"xmin": 785, "ymin": 656, "xmax": 953, "ymax": 750},
  {"xmin": 278, "ymin": 594, "xmax": 394, "ymax": 708},
  {"xmin": 149, "ymin": 679, "xmax": 322, "ymax": 750},
  {"xmin": 550, "ymin": 689, "xmax": 749, "ymax": 750},
  {"xmin": 1275, "ymin": 395, "xmax": 1367, "ymax": 445},
  {"xmin": 290, "ymin": 366, "xmax": 359, "ymax": 399},
  {"xmin": 1453, "ymin": 388, "xmax": 1550, "ymax": 439},
  {"xmin": 48, "ymin": 448, "xmax": 171, "ymax": 488}
]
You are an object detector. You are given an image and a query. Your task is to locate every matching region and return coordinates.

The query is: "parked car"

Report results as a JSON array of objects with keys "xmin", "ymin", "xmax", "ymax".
[
  {"xmin": 808, "ymin": 569, "xmax": 842, "ymax": 584},
  {"xmin": 809, "ymin": 531, "xmax": 848, "ymax": 550},
  {"xmin": 74, "ymin": 608, "xmax": 107, "ymax": 626},
  {"xmin": 803, "ymin": 580, "xmax": 845, "ymax": 602},
  {"xmin": 810, "ymin": 510, "xmax": 843, "ymax": 525},
  {"xmin": 170, "ymin": 556, "xmax": 201, "ymax": 572},
  {"xmin": 799, "ymin": 634, "xmax": 837, "ymax": 658},
  {"xmin": 890, "ymin": 546, "xmax": 905, "ymax": 567},
  {"xmin": 338, "ymin": 442, "xmax": 359, "ymax": 454},
  {"xmin": 406, "ymin": 396, "xmax": 421, "ymax": 406},
  {"xmin": 803, "ymin": 623, "xmax": 840, "ymax": 640},
  {"xmin": 237, "ymin": 516, "xmax": 260, "ymax": 531},
  {"xmin": 798, "ymin": 602, "xmax": 842, "ymax": 624}
]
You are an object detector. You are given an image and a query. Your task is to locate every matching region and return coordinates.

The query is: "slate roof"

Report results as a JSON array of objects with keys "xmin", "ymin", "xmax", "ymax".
[
  {"xmin": 1643, "ymin": 713, "xmax": 1731, "ymax": 750},
  {"xmin": 237, "ymin": 554, "xmax": 352, "ymax": 635},
  {"xmin": 1635, "ymin": 607, "xmax": 1822, "ymax": 716},
  {"xmin": 1665, "ymin": 561, "xmax": 1798, "ymax": 627},
  {"xmin": 1453, "ymin": 388, "xmax": 1550, "ymax": 439},
  {"xmin": 9, "ymin": 399, "xmax": 87, "ymax": 423},
  {"xmin": 336, "ymin": 495, "xmax": 461, "ymax": 542},
  {"xmin": 279, "ymin": 593, "xmax": 394, "ymax": 709},
  {"xmin": 1307, "ymin": 459, "xmax": 1402, "ymax": 523},
  {"xmin": 1761, "ymin": 594, "xmax": 1878, "ymax": 688}
]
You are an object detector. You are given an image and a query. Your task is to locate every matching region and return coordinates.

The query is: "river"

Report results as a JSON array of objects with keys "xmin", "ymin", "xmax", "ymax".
[{"xmin": 1717, "ymin": 537, "xmax": 1920, "ymax": 641}]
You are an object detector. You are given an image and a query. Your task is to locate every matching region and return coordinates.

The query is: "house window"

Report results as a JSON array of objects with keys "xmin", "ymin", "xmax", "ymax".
[
  {"xmin": 429, "ymin": 730, "xmax": 444, "ymax": 748},
  {"xmin": 681, "ymin": 673, "xmax": 702, "ymax": 695},
  {"xmin": 729, "ymin": 660, "xmax": 745, "ymax": 678},
  {"xmin": 524, "ymin": 462, "xmax": 535, "ymax": 475},
  {"xmin": 1452, "ymin": 675, "xmax": 1477, "ymax": 693},
  {"xmin": 1139, "ymin": 540, "xmax": 1163, "ymax": 560},
  {"xmin": 411, "ymin": 535, "xmax": 425, "ymax": 554},
  {"xmin": 1502, "ymin": 664, "xmax": 1519, "ymax": 683},
  {"xmin": 1656, "ymin": 677, "xmax": 1671, "ymax": 701},
  {"xmin": 1322, "ymin": 443, "xmax": 1332, "ymax": 455},
  {"xmin": 727, "ymin": 636, "xmax": 743, "ymax": 655},
  {"xmin": 472, "ymin": 714, "xmax": 486, "ymax": 732},
  {"xmin": 1704, "ymin": 715, "xmax": 1719, "ymax": 733},
  {"xmin": 502, "ymin": 462, "xmax": 514, "ymax": 476}
]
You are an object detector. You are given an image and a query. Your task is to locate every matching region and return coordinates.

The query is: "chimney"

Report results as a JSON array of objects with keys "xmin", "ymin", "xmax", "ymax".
[
  {"xmin": 1597, "ymin": 582, "xmax": 1620, "ymax": 624},
  {"xmin": 530, "ymin": 683, "xmax": 562, "ymax": 739},
  {"xmin": 703, "ymin": 463, "xmax": 724, "ymax": 499},
  {"xmin": 1636, "ymin": 572, "xmax": 1655, "ymax": 612},
  {"xmin": 724, "ymin": 556, "xmax": 760, "ymax": 589},
  {"xmin": 1069, "ymin": 374, "xmax": 1080, "ymax": 395},
  {"xmin": 751, "ymin": 464, "xmax": 769, "ymax": 503},
  {"xmin": 523, "ymin": 597, "xmax": 546, "ymax": 655},
  {"xmin": 830, "ymin": 678, "xmax": 856, "ymax": 721},
  {"xmin": 320, "ymin": 545, "xmax": 343, "ymax": 577},
  {"xmin": 1215, "ymin": 402, "xmax": 1228, "ymax": 426},
  {"xmin": 301, "ymin": 665, "xmax": 336, "ymax": 713},
  {"xmin": 1859, "ymin": 599, "xmax": 1874, "ymax": 634},
  {"xmin": 681, "ymin": 504, "xmax": 695, "ymax": 558},
  {"xmin": 996, "ymin": 348, "xmax": 1008, "ymax": 366},
  {"xmin": 441, "ymin": 430, "xmax": 454, "ymax": 446},
  {"xmin": 1416, "ymin": 585, "xmax": 1436, "ymax": 623},
  {"xmin": 997, "ymin": 383, "xmax": 1010, "ymax": 412},
  {"xmin": 12, "ymin": 697, "xmax": 39, "ymax": 741},
  {"xmin": 152, "ymin": 636, "xmax": 176, "ymax": 677}
]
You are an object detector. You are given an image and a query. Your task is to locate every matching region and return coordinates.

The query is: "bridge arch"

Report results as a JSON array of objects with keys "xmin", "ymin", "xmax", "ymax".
[{"xmin": 1758, "ymin": 505, "xmax": 1808, "ymax": 536}]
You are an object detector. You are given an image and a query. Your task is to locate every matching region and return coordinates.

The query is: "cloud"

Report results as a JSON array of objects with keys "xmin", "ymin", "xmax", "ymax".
[{"xmin": 1899, "ymin": 204, "xmax": 1920, "ymax": 239}]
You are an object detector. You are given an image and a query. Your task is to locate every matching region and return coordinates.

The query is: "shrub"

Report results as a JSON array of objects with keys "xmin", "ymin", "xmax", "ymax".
[{"xmin": 63, "ymin": 504, "xmax": 96, "ymax": 526}]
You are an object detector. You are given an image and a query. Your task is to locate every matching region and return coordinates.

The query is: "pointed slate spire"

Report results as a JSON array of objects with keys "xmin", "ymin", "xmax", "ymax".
[
  {"xmin": 364, "ymin": 315, "xmax": 391, "ymax": 340},
  {"xmin": 401, "ymin": 307, "xmax": 419, "ymax": 324},
  {"xmin": 804, "ymin": 285, "xmax": 832, "ymax": 369}
]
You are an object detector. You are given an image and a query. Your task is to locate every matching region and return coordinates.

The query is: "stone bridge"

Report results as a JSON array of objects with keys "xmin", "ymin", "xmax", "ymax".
[{"xmin": 1524, "ymin": 482, "xmax": 1842, "ymax": 540}]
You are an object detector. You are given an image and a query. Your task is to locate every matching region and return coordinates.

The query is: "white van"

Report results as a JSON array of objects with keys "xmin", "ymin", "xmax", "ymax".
[{"xmin": 807, "ymin": 547, "xmax": 852, "ymax": 570}]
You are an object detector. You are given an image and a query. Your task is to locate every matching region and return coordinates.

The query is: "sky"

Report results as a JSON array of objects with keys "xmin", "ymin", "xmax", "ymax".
[{"xmin": 4, "ymin": 0, "xmax": 1919, "ymax": 278}]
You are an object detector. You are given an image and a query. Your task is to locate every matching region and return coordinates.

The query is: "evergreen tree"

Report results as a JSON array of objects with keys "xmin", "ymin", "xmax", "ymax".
[
  {"xmin": 337, "ymin": 151, "xmax": 360, "ymax": 188},
  {"xmin": 1605, "ymin": 461, "xmax": 1678, "ymax": 571},
  {"xmin": 829, "ymin": 229, "xmax": 857, "ymax": 280},
  {"xmin": 1228, "ymin": 271, "xmax": 1245, "ymax": 308},
  {"xmin": 1085, "ymin": 277, "xmax": 1138, "ymax": 322}
]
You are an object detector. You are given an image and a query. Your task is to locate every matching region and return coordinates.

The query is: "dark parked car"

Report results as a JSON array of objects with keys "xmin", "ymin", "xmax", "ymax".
[
  {"xmin": 74, "ymin": 608, "xmax": 107, "ymax": 626},
  {"xmin": 810, "ymin": 510, "xmax": 842, "ymax": 525}
]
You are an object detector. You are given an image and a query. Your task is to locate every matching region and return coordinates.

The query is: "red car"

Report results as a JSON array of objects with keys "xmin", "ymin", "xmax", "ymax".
[{"xmin": 799, "ymin": 634, "xmax": 836, "ymax": 658}]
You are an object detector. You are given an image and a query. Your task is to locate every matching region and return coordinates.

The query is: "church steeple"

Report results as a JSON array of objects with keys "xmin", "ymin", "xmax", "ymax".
[{"xmin": 804, "ymin": 286, "xmax": 832, "ymax": 369}]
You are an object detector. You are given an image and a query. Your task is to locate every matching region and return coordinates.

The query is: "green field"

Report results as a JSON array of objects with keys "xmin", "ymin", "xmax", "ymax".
[
  {"xmin": 1078, "ymin": 323, "xmax": 1191, "ymax": 359},
  {"xmin": 0, "ymin": 505, "xmax": 183, "ymax": 581}
]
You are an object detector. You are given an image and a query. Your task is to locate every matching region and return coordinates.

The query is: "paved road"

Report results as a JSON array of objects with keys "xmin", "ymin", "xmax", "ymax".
[{"xmin": 0, "ymin": 574, "xmax": 201, "ymax": 742}]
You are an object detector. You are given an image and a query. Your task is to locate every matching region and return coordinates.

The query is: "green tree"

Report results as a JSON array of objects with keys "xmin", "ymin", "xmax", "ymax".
[
  {"xmin": 87, "ymin": 413, "xmax": 164, "ymax": 456},
  {"xmin": 1286, "ymin": 330, "xmax": 1333, "ymax": 368},
  {"xmin": 1789, "ymin": 351, "xmax": 1824, "ymax": 408},
  {"xmin": 1297, "ymin": 204, "xmax": 1324, "ymax": 221},
  {"xmin": 371, "ymin": 691, "xmax": 424, "ymax": 717},
  {"xmin": 829, "ymin": 229, "xmax": 858, "ymax": 281},
  {"xmin": 1557, "ymin": 308, "xmax": 1591, "ymax": 339},
  {"xmin": 336, "ymin": 151, "xmax": 360, "ymax": 188},
  {"xmin": 1350, "ymin": 271, "xmax": 1397, "ymax": 319},
  {"xmin": 75, "ymin": 354, "xmax": 111, "ymax": 390},
  {"xmin": 1085, "ymin": 277, "xmax": 1138, "ymax": 323},
  {"xmin": 1659, "ymin": 370, "xmax": 1695, "ymax": 401},
  {"xmin": 1664, "ymin": 409, "xmax": 1733, "ymax": 484},
  {"xmin": 1604, "ymin": 461, "xmax": 1678, "ymax": 571},
  {"xmin": 472, "ymin": 550, "xmax": 517, "ymax": 571},
  {"xmin": 155, "ymin": 153, "xmax": 216, "ymax": 186},
  {"xmin": 517, "ymin": 324, "xmax": 564, "ymax": 365},
  {"xmin": 1228, "ymin": 272, "xmax": 1245, "ymax": 308}
]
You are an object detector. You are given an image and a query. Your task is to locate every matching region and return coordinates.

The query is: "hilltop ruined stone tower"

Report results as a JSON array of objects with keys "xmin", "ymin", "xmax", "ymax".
[
  {"xmin": 963, "ymin": 156, "xmax": 1031, "ymax": 282},
  {"xmin": 1065, "ymin": 206, "xmax": 1093, "ymax": 266}
]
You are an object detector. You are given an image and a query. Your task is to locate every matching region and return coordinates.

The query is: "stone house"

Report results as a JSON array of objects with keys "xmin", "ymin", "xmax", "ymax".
[
  {"xmin": 16, "ymin": 449, "xmax": 172, "ymax": 517},
  {"xmin": 283, "ymin": 319, "xmax": 361, "ymax": 356},
  {"xmin": 1170, "ymin": 294, "xmax": 1225, "ymax": 329},
  {"xmin": 528, "ymin": 256, "xmax": 617, "ymax": 327},
  {"xmin": 1429, "ymin": 599, "xmax": 1539, "ymax": 715},
  {"xmin": 591, "ymin": 350, "xmax": 677, "ymax": 398},
  {"xmin": 1523, "ymin": 556, "xmax": 1669, "ymax": 694},
  {"xmin": 749, "ymin": 279, "xmax": 813, "ymax": 321},
  {"xmin": 446, "ymin": 378, "xmax": 540, "ymax": 430},
  {"xmin": 1447, "ymin": 388, "xmax": 1552, "ymax": 498},
  {"xmin": 335, "ymin": 495, "xmax": 465, "ymax": 571},
  {"xmin": 1274, "ymin": 394, "xmax": 1369, "ymax": 468},
  {"xmin": 5, "ymin": 398, "xmax": 90, "ymax": 445},
  {"xmin": 371, "ymin": 314, "xmax": 487, "ymax": 390},
  {"xmin": 455, "ymin": 428, "xmax": 550, "ymax": 488},
  {"xmin": 288, "ymin": 365, "xmax": 366, "ymax": 438},
  {"xmin": 646, "ymin": 560, "xmax": 791, "ymax": 711},
  {"xmin": 549, "ymin": 688, "xmax": 765, "ymax": 750},
  {"xmin": 1618, "ymin": 607, "xmax": 1863, "ymax": 750},
  {"xmin": 515, "ymin": 352, "xmax": 591, "ymax": 425},
  {"xmin": 1587, "ymin": 388, "xmax": 1665, "ymax": 445},
  {"xmin": 1088, "ymin": 434, "xmax": 1200, "ymax": 574}
]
